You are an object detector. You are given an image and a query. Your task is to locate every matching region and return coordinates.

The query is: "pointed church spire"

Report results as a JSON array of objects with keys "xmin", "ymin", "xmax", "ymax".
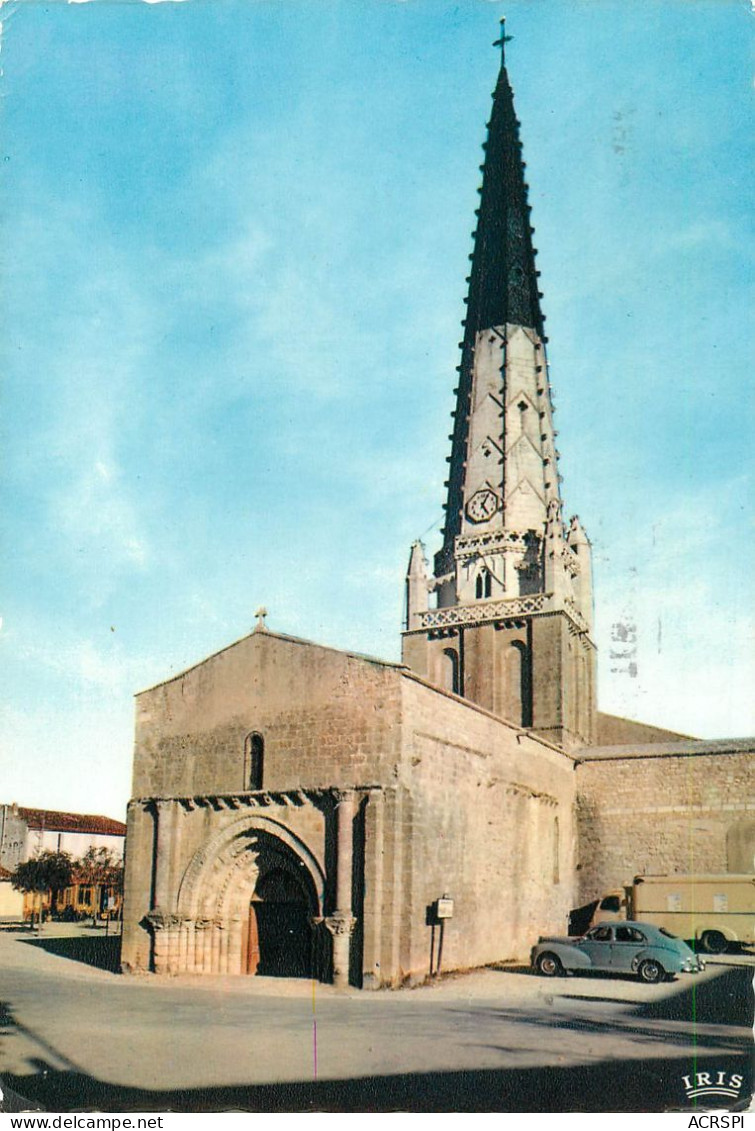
[
  {"xmin": 465, "ymin": 22, "xmax": 543, "ymax": 341},
  {"xmin": 402, "ymin": 24, "xmax": 597, "ymax": 750},
  {"xmin": 440, "ymin": 27, "xmax": 548, "ymax": 560}
]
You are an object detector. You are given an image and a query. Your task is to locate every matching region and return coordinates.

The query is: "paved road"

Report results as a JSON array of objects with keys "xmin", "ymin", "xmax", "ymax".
[{"xmin": 0, "ymin": 926, "xmax": 752, "ymax": 1113}]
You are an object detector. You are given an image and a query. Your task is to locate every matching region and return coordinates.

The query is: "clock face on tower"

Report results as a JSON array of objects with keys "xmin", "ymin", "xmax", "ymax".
[{"xmin": 466, "ymin": 488, "xmax": 499, "ymax": 524}]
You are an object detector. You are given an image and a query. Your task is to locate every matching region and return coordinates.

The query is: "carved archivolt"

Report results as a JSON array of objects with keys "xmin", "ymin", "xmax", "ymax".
[{"xmin": 176, "ymin": 812, "xmax": 325, "ymax": 923}]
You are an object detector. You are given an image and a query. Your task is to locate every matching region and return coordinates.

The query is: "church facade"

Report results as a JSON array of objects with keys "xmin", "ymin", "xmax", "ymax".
[
  {"xmin": 121, "ymin": 626, "xmax": 577, "ymax": 985},
  {"xmin": 121, "ymin": 31, "xmax": 754, "ymax": 987}
]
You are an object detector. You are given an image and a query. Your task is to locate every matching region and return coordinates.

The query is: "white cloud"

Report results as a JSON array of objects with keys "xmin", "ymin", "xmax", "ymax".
[
  {"xmin": 11, "ymin": 630, "xmax": 142, "ymax": 696},
  {"xmin": 53, "ymin": 458, "xmax": 150, "ymax": 572},
  {"xmin": 664, "ymin": 220, "xmax": 736, "ymax": 251}
]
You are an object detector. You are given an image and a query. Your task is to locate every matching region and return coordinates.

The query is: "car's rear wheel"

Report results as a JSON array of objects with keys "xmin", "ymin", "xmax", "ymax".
[
  {"xmin": 700, "ymin": 930, "xmax": 728, "ymax": 955},
  {"xmin": 536, "ymin": 952, "xmax": 563, "ymax": 977},
  {"xmin": 637, "ymin": 959, "xmax": 664, "ymax": 984}
]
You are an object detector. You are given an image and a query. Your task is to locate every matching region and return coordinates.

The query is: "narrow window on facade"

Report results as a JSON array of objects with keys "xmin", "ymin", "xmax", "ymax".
[
  {"xmin": 441, "ymin": 648, "xmax": 460, "ymax": 696},
  {"xmin": 505, "ymin": 640, "xmax": 533, "ymax": 728},
  {"xmin": 245, "ymin": 732, "xmax": 264, "ymax": 791}
]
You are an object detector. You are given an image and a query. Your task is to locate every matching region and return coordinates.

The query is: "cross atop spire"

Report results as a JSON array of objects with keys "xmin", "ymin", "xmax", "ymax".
[{"xmin": 493, "ymin": 16, "xmax": 513, "ymax": 64}]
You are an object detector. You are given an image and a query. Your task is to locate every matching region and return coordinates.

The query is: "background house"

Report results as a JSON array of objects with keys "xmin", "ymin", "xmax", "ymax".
[
  {"xmin": 0, "ymin": 804, "xmax": 126, "ymax": 871},
  {"xmin": 0, "ymin": 804, "xmax": 126, "ymax": 923}
]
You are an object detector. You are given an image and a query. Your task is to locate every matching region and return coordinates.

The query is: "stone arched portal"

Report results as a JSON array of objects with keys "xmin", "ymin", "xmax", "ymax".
[{"xmin": 152, "ymin": 814, "xmax": 326, "ymax": 977}]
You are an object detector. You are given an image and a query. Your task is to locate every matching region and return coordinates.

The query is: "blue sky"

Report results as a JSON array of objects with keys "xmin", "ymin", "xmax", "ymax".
[{"xmin": 1, "ymin": 0, "xmax": 753, "ymax": 819}]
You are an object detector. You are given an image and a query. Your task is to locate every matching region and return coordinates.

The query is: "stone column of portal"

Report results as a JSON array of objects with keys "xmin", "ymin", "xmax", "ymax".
[
  {"xmin": 360, "ymin": 788, "xmax": 385, "ymax": 989},
  {"xmin": 152, "ymin": 799, "xmax": 173, "ymax": 910},
  {"xmin": 325, "ymin": 790, "xmax": 357, "ymax": 989},
  {"xmin": 149, "ymin": 799, "xmax": 175, "ymax": 974},
  {"xmin": 166, "ymin": 803, "xmax": 185, "ymax": 973},
  {"xmin": 228, "ymin": 915, "xmax": 243, "ymax": 976}
]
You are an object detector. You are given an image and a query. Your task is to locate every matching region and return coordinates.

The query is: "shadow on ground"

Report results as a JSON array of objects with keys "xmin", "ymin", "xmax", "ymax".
[
  {"xmin": 541, "ymin": 967, "xmax": 755, "ymax": 1028},
  {"xmin": 1, "ymin": 969, "xmax": 752, "ymax": 1113},
  {"xmin": 638, "ymin": 967, "xmax": 755, "ymax": 1027},
  {"xmin": 492, "ymin": 964, "xmax": 755, "ymax": 1026},
  {"xmin": 20, "ymin": 934, "xmax": 121, "ymax": 973},
  {"xmin": 449, "ymin": 970, "xmax": 753, "ymax": 1068},
  {"xmin": 2, "ymin": 1054, "xmax": 752, "ymax": 1114}
]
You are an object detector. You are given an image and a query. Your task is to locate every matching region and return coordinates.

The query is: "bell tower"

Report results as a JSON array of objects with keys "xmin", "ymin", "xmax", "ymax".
[{"xmin": 402, "ymin": 23, "xmax": 596, "ymax": 749}]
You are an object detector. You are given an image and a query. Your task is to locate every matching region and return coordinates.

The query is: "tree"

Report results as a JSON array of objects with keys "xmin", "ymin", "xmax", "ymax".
[
  {"xmin": 75, "ymin": 847, "xmax": 124, "ymax": 925},
  {"xmin": 11, "ymin": 851, "xmax": 74, "ymax": 928}
]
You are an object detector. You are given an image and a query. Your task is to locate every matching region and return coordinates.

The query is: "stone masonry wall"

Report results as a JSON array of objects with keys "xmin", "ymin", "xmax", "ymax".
[
  {"xmin": 575, "ymin": 751, "xmax": 755, "ymax": 903},
  {"xmin": 388, "ymin": 674, "xmax": 577, "ymax": 981},
  {"xmin": 131, "ymin": 631, "xmax": 402, "ymax": 799}
]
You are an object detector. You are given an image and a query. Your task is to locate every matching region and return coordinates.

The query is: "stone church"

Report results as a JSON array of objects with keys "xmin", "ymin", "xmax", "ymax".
[{"xmin": 121, "ymin": 32, "xmax": 754, "ymax": 987}]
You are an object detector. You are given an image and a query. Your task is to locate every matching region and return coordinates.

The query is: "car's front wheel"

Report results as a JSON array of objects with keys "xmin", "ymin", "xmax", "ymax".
[
  {"xmin": 536, "ymin": 952, "xmax": 563, "ymax": 977},
  {"xmin": 637, "ymin": 959, "xmax": 664, "ymax": 984}
]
